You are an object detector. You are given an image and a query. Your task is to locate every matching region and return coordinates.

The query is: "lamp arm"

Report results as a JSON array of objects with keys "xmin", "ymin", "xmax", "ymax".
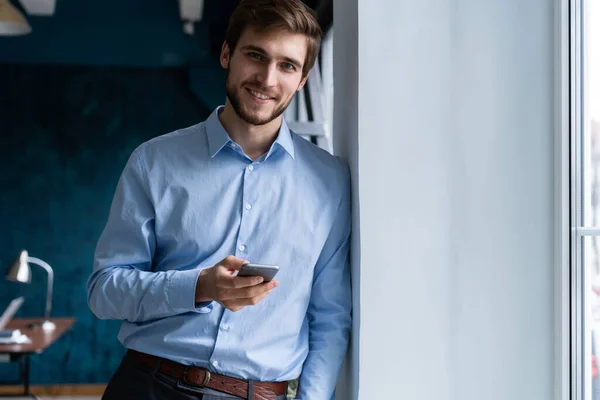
[{"xmin": 26, "ymin": 256, "xmax": 54, "ymax": 320}]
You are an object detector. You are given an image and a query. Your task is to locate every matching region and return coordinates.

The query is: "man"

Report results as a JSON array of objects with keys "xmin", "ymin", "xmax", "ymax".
[{"xmin": 87, "ymin": 1, "xmax": 351, "ymax": 399}]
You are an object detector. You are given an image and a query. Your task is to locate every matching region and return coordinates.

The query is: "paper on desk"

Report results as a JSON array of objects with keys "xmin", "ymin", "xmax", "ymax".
[
  {"xmin": 0, "ymin": 329, "xmax": 22, "ymax": 338},
  {"xmin": 0, "ymin": 333, "xmax": 31, "ymax": 344}
]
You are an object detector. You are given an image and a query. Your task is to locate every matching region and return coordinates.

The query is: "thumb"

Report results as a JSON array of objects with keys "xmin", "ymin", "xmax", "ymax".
[{"xmin": 221, "ymin": 255, "xmax": 250, "ymax": 271}]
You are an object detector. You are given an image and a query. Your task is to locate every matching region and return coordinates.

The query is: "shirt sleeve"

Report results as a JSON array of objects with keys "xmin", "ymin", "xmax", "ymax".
[
  {"xmin": 295, "ymin": 164, "xmax": 352, "ymax": 400},
  {"xmin": 86, "ymin": 149, "xmax": 204, "ymax": 322}
]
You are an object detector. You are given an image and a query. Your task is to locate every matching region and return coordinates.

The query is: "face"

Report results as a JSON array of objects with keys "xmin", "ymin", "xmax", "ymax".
[{"xmin": 221, "ymin": 27, "xmax": 309, "ymax": 126}]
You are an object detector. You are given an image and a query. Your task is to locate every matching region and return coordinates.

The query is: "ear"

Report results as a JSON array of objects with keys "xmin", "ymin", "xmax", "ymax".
[
  {"xmin": 220, "ymin": 41, "xmax": 231, "ymax": 69},
  {"xmin": 297, "ymin": 71, "xmax": 310, "ymax": 92}
]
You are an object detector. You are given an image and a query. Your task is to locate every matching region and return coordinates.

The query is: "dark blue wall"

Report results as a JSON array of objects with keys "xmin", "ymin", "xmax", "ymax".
[{"xmin": 0, "ymin": 64, "xmax": 211, "ymax": 384}]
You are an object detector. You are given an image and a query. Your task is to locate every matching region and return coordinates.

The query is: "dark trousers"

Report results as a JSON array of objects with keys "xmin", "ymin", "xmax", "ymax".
[{"xmin": 101, "ymin": 351, "xmax": 287, "ymax": 400}]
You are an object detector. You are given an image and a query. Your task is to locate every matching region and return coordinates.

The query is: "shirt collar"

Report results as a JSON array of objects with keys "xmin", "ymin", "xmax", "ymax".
[
  {"xmin": 206, "ymin": 106, "xmax": 295, "ymax": 160},
  {"xmin": 206, "ymin": 107, "xmax": 233, "ymax": 158}
]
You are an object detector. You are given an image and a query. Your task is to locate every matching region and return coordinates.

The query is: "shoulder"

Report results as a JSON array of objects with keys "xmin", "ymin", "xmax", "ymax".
[
  {"xmin": 291, "ymin": 131, "xmax": 351, "ymax": 197},
  {"xmin": 132, "ymin": 122, "xmax": 207, "ymax": 165}
]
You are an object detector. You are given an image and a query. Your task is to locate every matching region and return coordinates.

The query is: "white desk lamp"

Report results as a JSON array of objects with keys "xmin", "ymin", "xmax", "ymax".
[{"xmin": 6, "ymin": 250, "xmax": 56, "ymax": 331}]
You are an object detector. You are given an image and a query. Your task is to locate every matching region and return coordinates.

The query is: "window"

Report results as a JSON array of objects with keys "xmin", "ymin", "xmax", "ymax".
[
  {"xmin": 572, "ymin": 0, "xmax": 600, "ymax": 399},
  {"xmin": 282, "ymin": 28, "xmax": 333, "ymax": 154}
]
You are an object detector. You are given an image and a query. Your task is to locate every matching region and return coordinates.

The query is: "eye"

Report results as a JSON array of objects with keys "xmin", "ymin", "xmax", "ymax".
[
  {"xmin": 282, "ymin": 63, "xmax": 296, "ymax": 71},
  {"xmin": 248, "ymin": 52, "xmax": 265, "ymax": 61}
]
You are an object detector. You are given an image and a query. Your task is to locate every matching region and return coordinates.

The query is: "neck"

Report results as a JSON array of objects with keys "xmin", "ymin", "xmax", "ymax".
[{"xmin": 219, "ymin": 101, "xmax": 282, "ymax": 161}]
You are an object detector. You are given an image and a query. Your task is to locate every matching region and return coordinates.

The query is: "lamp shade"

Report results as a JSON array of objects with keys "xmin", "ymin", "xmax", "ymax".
[
  {"xmin": 0, "ymin": 0, "xmax": 32, "ymax": 36},
  {"xmin": 6, "ymin": 250, "xmax": 32, "ymax": 283}
]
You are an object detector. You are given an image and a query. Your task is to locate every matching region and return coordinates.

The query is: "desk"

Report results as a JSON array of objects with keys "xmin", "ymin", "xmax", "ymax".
[{"xmin": 0, "ymin": 318, "xmax": 75, "ymax": 400}]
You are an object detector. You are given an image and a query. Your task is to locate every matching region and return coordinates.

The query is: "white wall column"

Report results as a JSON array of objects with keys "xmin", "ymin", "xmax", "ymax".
[{"xmin": 333, "ymin": 1, "xmax": 556, "ymax": 399}]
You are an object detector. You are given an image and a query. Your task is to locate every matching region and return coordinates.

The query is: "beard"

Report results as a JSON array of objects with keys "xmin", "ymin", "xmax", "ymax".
[{"xmin": 225, "ymin": 68, "xmax": 294, "ymax": 126}]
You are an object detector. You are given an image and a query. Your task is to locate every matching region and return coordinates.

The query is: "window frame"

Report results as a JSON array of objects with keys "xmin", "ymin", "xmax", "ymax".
[
  {"xmin": 564, "ymin": 0, "xmax": 600, "ymax": 398},
  {"xmin": 556, "ymin": 0, "xmax": 572, "ymax": 398}
]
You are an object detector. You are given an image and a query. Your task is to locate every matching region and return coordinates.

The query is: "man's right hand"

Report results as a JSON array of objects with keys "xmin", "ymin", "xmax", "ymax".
[{"xmin": 195, "ymin": 255, "xmax": 279, "ymax": 312}]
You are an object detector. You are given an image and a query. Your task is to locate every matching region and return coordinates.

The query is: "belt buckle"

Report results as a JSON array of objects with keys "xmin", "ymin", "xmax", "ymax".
[{"xmin": 182, "ymin": 366, "xmax": 211, "ymax": 387}]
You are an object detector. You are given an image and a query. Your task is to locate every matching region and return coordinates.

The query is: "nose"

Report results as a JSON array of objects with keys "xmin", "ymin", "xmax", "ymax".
[{"xmin": 256, "ymin": 63, "xmax": 277, "ymax": 87}]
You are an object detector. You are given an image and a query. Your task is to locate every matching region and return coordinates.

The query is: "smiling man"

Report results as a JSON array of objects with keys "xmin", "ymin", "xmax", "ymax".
[{"xmin": 87, "ymin": 1, "xmax": 352, "ymax": 400}]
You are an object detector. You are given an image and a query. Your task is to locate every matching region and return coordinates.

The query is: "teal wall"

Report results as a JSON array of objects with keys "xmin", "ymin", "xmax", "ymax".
[
  {"xmin": 0, "ymin": 64, "xmax": 211, "ymax": 383},
  {"xmin": 0, "ymin": 0, "xmax": 228, "ymax": 110}
]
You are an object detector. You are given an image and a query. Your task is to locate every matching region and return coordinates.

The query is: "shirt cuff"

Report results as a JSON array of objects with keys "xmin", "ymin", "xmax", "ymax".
[{"xmin": 167, "ymin": 268, "xmax": 206, "ymax": 312}]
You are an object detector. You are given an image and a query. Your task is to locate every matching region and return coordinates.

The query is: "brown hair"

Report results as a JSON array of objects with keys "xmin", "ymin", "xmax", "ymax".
[{"xmin": 225, "ymin": 0, "xmax": 323, "ymax": 77}]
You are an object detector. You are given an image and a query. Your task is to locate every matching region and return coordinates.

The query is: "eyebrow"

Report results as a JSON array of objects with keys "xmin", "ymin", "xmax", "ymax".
[{"xmin": 240, "ymin": 45, "xmax": 303, "ymax": 69}]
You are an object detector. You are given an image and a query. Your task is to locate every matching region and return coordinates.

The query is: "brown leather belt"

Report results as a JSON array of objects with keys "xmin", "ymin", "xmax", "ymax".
[{"xmin": 127, "ymin": 350, "xmax": 288, "ymax": 400}]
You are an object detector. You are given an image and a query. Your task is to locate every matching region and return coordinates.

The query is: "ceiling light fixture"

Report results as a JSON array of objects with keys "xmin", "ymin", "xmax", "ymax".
[{"xmin": 0, "ymin": 0, "xmax": 31, "ymax": 36}]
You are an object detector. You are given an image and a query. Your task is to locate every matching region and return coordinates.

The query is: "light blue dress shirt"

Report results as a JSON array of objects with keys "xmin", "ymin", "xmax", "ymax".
[{"xmin": 87, "ymin": 107, "xmax": 352, "ymax": 400}]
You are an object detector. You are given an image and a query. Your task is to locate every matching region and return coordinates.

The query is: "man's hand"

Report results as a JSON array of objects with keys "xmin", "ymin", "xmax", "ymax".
[{"xmin": 195, "ymin": 255, "xmax": 279, "ymax": 312}]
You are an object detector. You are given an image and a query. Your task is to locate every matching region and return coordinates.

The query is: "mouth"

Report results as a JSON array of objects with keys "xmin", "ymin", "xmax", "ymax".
[{"xmin": 246, "ymin": 87, "xmax": 275, "ymax": 103}]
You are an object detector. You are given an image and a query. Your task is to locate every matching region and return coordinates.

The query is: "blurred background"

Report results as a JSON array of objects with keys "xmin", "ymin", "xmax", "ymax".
[{"xmin": 0, "ymin": 0, "xmax": 332, "ymax": 391}]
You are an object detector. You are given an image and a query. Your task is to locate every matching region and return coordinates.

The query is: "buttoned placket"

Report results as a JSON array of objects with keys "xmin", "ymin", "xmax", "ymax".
[{"xmin": 208, "ymin": 159, "xmax": 259, "ymax": 371}]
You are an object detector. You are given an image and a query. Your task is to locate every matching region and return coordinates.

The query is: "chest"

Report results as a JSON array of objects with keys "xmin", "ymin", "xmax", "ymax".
[{"xmin": 149, "ymin": 157, "xmax": 337, "ymax": 273}]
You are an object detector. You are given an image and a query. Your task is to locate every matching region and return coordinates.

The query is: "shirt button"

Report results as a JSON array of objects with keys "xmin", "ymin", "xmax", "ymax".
[
  {"xmin": 212, "ymin": 360, "xmax": 219, "ymax": 367},
  {"xmin": 245, "ymin": 204, "xmax": 252, "ymax": 210},
  {"xmin": 223, "ymin": 324, "xmax": 230, "ymax": 331},
  {"xmin": 239, "ymin": 245, "xmax": 246, "ymax": 252},
  {"xmin": 248, "ymin": 165, "xmax": 254, "ymax": 171}
]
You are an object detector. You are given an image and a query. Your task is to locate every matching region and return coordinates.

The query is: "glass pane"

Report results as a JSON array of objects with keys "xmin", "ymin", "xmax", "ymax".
[
  {"xmin": 583, "ymin": 0, "xmax": 600, "ymax": 226},
  {"xmin": 584, "ymin": 236, "xmax": 600, "ymax": 400},
  {"xmin": 322, "ymin": 28, "xmax": 334, "ymax": 140}
]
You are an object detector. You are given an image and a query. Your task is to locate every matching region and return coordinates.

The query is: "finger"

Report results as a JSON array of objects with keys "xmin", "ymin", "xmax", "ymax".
[
  {"xmin": 224, "ymin": 290, "xmax": 271, "ymax": 309},
  {"xmin": 217, "ymin": 280, "xmax": 277, "ymax": 301},
  {"xmin": 231, "ymin": 275, "xmax": 264, "ymax": 289},
  {"xmin": 218, "ymin": 300, "xmax": 243, "ymax": 312},
  {"xmin": 223, "ymin": 303, "xmax": 244, "ymax": 312},
  {"xmin": 246, "ymin": 289, "xmax": 273, "ymax": 306},
  {"xmin": 220, "ymin": 255, "xmax": 249, "ymax": 271},
  {"xmin": 216, "ymin": 282, "xmax": 265, "ymax": 301},
  {"xmin": 237, "ymin": 280, "xmax": 278, "ymax": 299},
  {"xmin": 215, "ymin": 270, "xmax": 263, "ymax": 289}
]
